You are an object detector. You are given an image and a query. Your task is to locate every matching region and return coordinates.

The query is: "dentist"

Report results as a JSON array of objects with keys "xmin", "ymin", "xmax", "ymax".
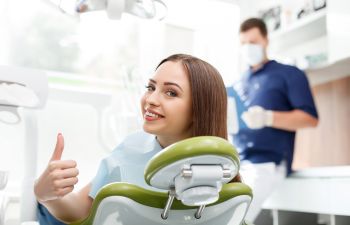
[{"xmin": 227, "ymin": 18, "xmax": 319, "ymax": 222}]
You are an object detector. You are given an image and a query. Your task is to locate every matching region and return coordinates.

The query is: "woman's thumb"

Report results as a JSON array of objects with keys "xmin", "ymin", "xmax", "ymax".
[{"xmin": 50, "ymin": 133, "xmax": 64, "ymax": 161}]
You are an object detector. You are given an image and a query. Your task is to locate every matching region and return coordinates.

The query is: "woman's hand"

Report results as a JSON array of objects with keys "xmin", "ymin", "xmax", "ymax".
[{"xmin": 34, "ymin": 133, "xmax": 79, "ymax": 202}]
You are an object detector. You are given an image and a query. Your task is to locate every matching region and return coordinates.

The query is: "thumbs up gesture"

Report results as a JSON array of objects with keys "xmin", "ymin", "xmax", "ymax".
[{"xmin": 34, "ymin": 134, "xmax": 79, "ymax": 202}]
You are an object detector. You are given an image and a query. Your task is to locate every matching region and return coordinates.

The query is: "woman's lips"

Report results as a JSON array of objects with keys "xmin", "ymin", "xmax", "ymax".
[{"xmin": 144, "ymin": 109, "xmax": 164, "ymax": 121}]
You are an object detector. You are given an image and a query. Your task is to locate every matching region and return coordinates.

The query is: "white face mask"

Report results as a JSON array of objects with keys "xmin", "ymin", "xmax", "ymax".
[{"xmin": 241, "ymin": 44, "xmax": 265, "ymax": 66}]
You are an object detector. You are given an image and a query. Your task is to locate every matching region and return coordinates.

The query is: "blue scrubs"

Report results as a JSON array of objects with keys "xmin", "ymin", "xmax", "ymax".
[
  {"xmin": 37, "ymin": 131, "xmax": 162, "ymax": 224},
  {"xmin": 228, "ymin": 60, "xmax": 318, "ymax": 174}
]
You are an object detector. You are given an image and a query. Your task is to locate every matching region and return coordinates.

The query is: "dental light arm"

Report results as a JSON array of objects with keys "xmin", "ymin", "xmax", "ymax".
[{"xmin": 75, "ymin": 0, "xmax": 167, "ymax": 19}]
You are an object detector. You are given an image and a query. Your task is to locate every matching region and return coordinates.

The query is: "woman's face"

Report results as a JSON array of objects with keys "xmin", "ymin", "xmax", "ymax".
[{"xmin": 141, "ymin": 61, "xmax": 192, "ymax": 141}]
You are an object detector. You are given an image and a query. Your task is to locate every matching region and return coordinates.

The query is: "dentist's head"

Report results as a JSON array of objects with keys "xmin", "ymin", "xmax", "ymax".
[
  {"xmin": 141, "ymin": 54, "xmax": 228, "ymax": 148},
  {"xmin": 239, "ymin": 18, "xmax": 269, "ymax": 70}
]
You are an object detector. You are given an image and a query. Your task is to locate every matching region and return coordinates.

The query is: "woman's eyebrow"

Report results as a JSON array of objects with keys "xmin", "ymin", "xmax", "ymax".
[
  {"xmin": 164, "ymin": 82, "xmax": 183, "ymax": 92},
  {"xmin": 149, "ymin": 79, "xmax": 183, "ymax": 92}
]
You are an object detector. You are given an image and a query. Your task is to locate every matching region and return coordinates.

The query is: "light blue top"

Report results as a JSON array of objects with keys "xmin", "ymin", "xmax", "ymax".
[{"xmin": 89, "ymin": 131, "xmax": 162, "ymax": 198}]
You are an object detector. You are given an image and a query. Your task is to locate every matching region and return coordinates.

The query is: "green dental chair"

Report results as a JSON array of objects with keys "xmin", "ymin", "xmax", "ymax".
[{"xmin": 71, "ymin": 136, "xmax": 252, "ymax": 225}]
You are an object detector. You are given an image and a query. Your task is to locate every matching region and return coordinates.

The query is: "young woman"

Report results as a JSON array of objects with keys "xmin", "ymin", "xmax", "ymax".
[{"xmin": 34, "ymin": 54, "xmax": 241, "ymax": 224}]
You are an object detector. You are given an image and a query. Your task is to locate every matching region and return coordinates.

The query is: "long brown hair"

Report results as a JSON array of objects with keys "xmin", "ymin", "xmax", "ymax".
[
  {"xmin": 157, "ymin": 54, "xmax": 227, "ymax": 140},
  {"xmin": 157, "ymin": 54, "xmax": 242, "ymax": 182}
]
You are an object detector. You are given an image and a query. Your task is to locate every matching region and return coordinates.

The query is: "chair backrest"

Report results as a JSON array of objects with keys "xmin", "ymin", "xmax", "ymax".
[
  {"xmin": 70, "ymin": 182, "xmax": 252, "ymax": 225},
  {"xmin": 70, "ymin": 136, "xmax": 252, "ymax": 225},
  {"xmin": 144, "ymin": 136, "xmax": 242, "ymax": 207}
]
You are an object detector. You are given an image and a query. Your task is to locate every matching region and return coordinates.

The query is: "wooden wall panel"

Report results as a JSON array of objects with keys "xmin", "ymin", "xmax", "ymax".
[{"xmin": 293, "ymin": 76, "xmax": 350, "ymax": 169}]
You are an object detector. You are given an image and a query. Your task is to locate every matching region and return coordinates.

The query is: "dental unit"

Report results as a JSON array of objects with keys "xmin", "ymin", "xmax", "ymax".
[
  {"xmin": 70, "ymin": 137, "xmax": 252, "ymax": 225},
  {"xmin": 0, "ymin": 65, "xmax": 48, "ymax": 225}
]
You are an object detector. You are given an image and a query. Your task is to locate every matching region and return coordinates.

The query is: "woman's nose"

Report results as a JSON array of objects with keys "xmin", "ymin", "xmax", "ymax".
[{"xmin": 145, "ymin": 91, "xmax": 160, "ymax": 106}]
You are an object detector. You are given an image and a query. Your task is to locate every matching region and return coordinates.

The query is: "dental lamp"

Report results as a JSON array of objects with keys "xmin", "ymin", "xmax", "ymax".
[
  {"xmin": 0, "ymin": 66, "xmax": 48, "ymax": 224},
  {"xmin": 75, "ymin": 0, "xmax": 167, "ymax": 19}
]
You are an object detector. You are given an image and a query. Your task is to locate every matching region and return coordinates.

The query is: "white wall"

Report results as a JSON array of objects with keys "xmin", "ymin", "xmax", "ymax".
[{"xmin": 138, "ymin": 0, "xmax": 241, "ymax": 85}]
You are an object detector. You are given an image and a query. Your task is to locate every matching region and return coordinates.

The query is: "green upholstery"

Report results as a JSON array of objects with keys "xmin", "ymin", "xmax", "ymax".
[
  {"xmin": 70, "ymin": 182, "xmax": 252, "ymax": 225},
  {"xmin": 70, "ymin": 136, "xmax": 250, "ymax": 225},
  {"xmin": 144, "ymin": 136, "xmax": 240, "ymax": 185}
]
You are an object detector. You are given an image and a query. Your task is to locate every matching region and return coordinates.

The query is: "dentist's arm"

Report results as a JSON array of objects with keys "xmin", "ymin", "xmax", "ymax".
[
  {"xmin": 242, "ymin": 106, "xmax": 318, "ymax": 131},
  {"xmin": 271, "ymin": 109, "xmax": 318, "ymax": 131},
  {"xmin": 34, "ymin": 134, "xmax": 93, "ymax": 223}
]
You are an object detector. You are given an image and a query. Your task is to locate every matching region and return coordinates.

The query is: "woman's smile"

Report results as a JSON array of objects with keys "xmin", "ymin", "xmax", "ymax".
[{"xmin": 144, "ymin": 108, "xmax": 164, "ymax": 121}]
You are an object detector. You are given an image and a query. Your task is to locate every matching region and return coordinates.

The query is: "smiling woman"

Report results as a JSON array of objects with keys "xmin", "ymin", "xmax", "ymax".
[
  {"xmin": 34, "ymin": 53, "xmax": 242, "ymax": 224},
  {"xmin": 141, "ymin": 54, "xmax": 229, "ymax": 147}
]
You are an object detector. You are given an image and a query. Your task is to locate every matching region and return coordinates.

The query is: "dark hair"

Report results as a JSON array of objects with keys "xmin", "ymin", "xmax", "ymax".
[
  {"xmin": 240, "ymin": 17, "xmax": 268, "ymax": 37},
  {"xmin": 156, "ymin": 54, "xmax": 228, "ymax": 140}
]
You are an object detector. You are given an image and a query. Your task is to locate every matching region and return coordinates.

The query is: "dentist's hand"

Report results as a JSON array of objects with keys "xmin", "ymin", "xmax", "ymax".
[
  {"xmin": 241, "ymin": 106, "xmax": 274, "ymax": 129},
  {"xmin": 34, "ymin": 134, "xmax": 79, "ymax": 202}
]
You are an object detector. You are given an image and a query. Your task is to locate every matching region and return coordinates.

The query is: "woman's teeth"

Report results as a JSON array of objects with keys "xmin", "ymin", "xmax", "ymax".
[{"xmin": 145, "ymin": 111, "xmax": 159, "ymax": 118}]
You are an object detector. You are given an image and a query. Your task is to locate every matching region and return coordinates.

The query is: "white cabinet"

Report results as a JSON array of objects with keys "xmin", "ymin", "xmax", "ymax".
[
  {"xmin": 262, "ymin": 166, "xmax": 350, "ymax": 225},
  {"xmin": 237, "ymin": 0, "xmax": 350, "ymax": 85},
  {"xmin": 305, "ymin": 55, "xmax": 350, "ymax": 86},
  {"xmin": 268, "ymin": 9, "xmax": 327, "ymax": 52},
  {"xmin": 265, "ymin": 0, "xmax": 350, "ymax": 86}
]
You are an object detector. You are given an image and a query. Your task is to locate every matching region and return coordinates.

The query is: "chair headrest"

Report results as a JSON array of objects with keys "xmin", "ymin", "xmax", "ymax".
[{"xmin": 144, "ymin": 136, "xmax": 240, "ymax": 190}]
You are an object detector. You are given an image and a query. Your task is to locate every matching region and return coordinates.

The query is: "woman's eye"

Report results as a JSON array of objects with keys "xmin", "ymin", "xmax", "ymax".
[
  {"xmin": 145, "ymin": 85, "xmax": 155, "ymax": 91},
  {"xmin": 166, "ymin": 90, "xmax": 177, "ymax": 97}
]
